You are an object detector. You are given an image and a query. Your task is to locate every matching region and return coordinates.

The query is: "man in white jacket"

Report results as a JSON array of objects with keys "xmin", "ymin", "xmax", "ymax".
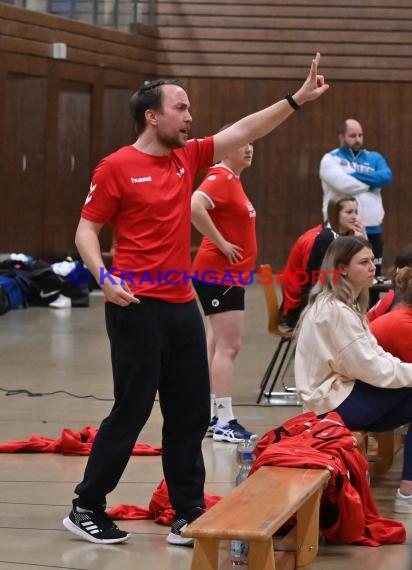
[{"xmin": 320, "ymin": 119, "xmax": 392, "ymax": 284}]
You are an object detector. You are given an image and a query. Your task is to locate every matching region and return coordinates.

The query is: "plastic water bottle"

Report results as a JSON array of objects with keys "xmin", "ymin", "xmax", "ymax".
[
  {"xmin": 230, "ymin": 448, "xmax": 254, "ymax": 566},
  {"xmin": 236, "ymin": 438, "xmax": 256, "ymax": 467}
]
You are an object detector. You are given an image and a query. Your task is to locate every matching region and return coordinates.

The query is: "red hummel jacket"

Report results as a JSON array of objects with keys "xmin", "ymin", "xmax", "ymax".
[{"xmin": 252, "ymin": 411, "xmax": 405, "ymax": 546}]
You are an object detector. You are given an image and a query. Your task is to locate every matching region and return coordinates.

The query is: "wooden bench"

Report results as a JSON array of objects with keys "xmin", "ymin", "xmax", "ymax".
[
  {"xmin": 369, "ymin": 431, "xmax": 396, "ymax": 475},
  {"xmin": 354, "ymin": 430, "xmax": 399, "ymax": 477},
  {"xmin": 182, "ymin": 466, "xmax": 330, "ymax": 570},
  {"xmin": 375, "ymin": 431, "xmax": 396, "ymax": 474}
]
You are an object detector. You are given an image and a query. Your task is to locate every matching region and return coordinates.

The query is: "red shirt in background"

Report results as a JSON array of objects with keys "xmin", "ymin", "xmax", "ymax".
[
  {"xmin": 191, "ymin": 164, "xmax": 257, "ymax": 287},
  {"xmin": 282, "ymin": 224, "xmax": 323, "ymax": 315},
  {"xmin": 367, "ymin": 289, "xmax": 395, "ymax": 322},
  {"xmin": 370, "ymin": 305, "xmax": 412, "ymax": 362}
]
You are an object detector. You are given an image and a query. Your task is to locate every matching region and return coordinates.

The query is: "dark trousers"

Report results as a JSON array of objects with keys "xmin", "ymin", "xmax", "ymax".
[
  {"xmin": 75, "ymin": 297, "xmax": 210, "ymax": 517},
  {"xmin": 334, "ymin": 380, "xmax": 412, "ymax": 480}
]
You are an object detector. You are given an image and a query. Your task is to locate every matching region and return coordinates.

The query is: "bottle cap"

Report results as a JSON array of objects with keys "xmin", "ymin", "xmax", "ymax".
[
  {"xmin": 243, "ymin": 451, "xmax": 254, "ymax": 461},
  {"xmin": 237, "ymin": 439, "xmax": 256, "ymax": 452}
]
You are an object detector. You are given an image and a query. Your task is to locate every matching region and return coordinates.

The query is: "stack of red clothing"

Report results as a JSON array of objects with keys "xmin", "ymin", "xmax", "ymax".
[{"xmin": 252, "ymin": 411, "xmax": 405, "ymax": 546}]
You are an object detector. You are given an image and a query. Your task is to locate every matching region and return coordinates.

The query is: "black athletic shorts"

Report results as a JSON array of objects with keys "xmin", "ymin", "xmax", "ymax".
[{"xmin": 193, "ymin": 281, "xmax": 245, "ymax": 316}]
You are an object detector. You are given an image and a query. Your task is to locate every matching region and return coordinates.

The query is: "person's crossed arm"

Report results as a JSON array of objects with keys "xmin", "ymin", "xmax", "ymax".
[
  {"xmin": 350, "ymin": 153, "xmax": 392, "ymax": 190},
  {"xmin": 320, "ymin": 154, "xmax": 370, "ymax": 197}
]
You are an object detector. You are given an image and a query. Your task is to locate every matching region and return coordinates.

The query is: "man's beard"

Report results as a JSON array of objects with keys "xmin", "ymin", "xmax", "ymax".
[
  {"xmin": 158, "ymin": 130, "xmax": 186, "ymax": 149},
  {"xmin": 351, "ymin": 144, "xmax": 363, "ymax": 156}
]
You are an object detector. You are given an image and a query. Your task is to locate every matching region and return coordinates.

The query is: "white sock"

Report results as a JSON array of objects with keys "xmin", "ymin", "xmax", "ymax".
[
  {"xmin": 210, "ymin": 393, "xmax": 216, "ymax": 420},
  {"xmin": 216, "ymin": 397, "xmax": 235, "ymax": 425}
]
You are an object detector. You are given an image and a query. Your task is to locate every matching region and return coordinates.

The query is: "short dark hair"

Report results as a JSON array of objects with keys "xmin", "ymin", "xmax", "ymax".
[{"xmin": 129, "ymin": 78, "xmax": 185, "ymax": 136}]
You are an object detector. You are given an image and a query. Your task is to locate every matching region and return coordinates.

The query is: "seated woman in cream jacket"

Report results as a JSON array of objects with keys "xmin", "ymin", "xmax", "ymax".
[{"xmin": 295, "ymin": 235, "xmax": 412, "ymax": 514}]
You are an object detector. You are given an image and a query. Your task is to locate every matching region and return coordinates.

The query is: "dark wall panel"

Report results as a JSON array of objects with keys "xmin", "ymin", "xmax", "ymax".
[
  {"xmin": 102, "ymin": 87, "xmax": 136, "ymax": 156},
  {"xmin": 1, "ymin": 2, "xmax": 411, "ymax": 270},
  {"xmin": 1, "ymin": 73, "xmax": 47, "ymax": 255},
  {"xmin": 187, "ymin": 77, "xmax": 412, "ymax": 270},
  {"xmin": 0, "ymin": 3, "xmax": 154, "ymax": 259},
  {"xmin": 42, "ymin": 81, "xmax": 91, "ymax": 256}
]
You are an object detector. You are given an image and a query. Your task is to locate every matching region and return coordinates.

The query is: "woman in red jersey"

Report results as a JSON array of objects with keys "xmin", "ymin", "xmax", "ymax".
[{"xmin": 191, "ymin": 133, "xmax": 257, "ymax": 443}]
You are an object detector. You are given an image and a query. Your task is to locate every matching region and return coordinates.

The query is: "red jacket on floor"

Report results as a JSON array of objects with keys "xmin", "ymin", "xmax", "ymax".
[
  {"xmin": 0, "ymin": 427, "xmax": 220, "ymax": 526},
  {"xmin": 107, "ymin": 480, "xmax": 221, "ymax": 525},
  {"xmin": 0, "ymin": 425, "xmax": 161, "ymax": 456}
]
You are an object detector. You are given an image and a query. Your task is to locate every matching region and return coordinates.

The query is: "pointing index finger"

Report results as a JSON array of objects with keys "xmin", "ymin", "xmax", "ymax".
[{"xmin": 311, "ymin": 52, "xmax": 320, "ymax": 79}]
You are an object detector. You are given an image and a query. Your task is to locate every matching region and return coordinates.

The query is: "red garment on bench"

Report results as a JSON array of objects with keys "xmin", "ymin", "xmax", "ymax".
[
  {"xmin": 0, "ymin": 425, "xmax": 161, "ymax": 456},
  {"xmin": 252, "ymin": 411, "xmax": 405, "ymax": 547}
]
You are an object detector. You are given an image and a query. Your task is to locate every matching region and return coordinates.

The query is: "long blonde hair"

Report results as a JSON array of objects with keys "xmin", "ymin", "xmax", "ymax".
[{"xmin": 299, "ymin": 236, "xmax": 372, "ymax": 325}]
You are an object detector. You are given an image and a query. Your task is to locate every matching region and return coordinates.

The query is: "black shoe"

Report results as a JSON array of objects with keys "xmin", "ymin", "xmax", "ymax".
[
  {"xmin": 166, "ymin": 507, "xmax": 203, "ymax": 546},
  {"xmin": 63, "ymin": 499, "xmax": 130, "ymax": 544}
]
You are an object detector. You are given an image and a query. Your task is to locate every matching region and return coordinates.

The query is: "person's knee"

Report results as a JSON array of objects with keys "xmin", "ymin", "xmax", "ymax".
[{"xmin": 217, "ymin": 343, "xmax": 241, "ymax": 360}]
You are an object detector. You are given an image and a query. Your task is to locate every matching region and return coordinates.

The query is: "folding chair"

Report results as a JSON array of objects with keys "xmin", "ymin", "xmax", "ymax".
[{"xmin": 256, "ymin": 264, "xmax": 299, "ymax": 405}]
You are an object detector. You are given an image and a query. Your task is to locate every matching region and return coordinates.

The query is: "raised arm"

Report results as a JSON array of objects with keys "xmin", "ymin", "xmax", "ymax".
[
  {"xmin": 213, "ymin": 53, "xmax": 329, "ymax": 163},
  {"xmin": 191, "ymin": 192, "xmax": 243, "ymax": 263}
]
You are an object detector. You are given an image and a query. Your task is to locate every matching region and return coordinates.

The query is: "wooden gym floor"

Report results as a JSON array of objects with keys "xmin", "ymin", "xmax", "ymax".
[{"xmin": 0, "ymin": 283, "xmax": 411, "ymax": 570}]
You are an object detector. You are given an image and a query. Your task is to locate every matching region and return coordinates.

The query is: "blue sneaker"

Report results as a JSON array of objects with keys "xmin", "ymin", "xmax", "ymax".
[
  {"xmin": 205, "ymin": 416, "xmax": 218, "ymax": 438},
  {"xmin": 213, "ymin": 419, "xmax": 258, "ymax": 443}
]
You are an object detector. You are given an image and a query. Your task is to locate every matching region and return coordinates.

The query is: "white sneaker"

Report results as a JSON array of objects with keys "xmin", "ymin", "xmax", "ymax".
[
  {"xmin": 212, "ymin": 419, "xmax": 258, "ymax": 443},
  {"xmin": 166, "ymin": 508, "xmax": 203, "ymax": 546},
  {"xmin": 166, "ymin": 518, "xmax": 194, "ymax": 546},
  {"xmin": 49, "ymin": 294, "xmax": 71, "ymax": 309},
  {"xmin": 394, "ymin": 489, "xmax": 412, "ymax": 514},
  {"xmin": 51, "ymin": 260, "xmax": 76, "ymax": 277}
]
